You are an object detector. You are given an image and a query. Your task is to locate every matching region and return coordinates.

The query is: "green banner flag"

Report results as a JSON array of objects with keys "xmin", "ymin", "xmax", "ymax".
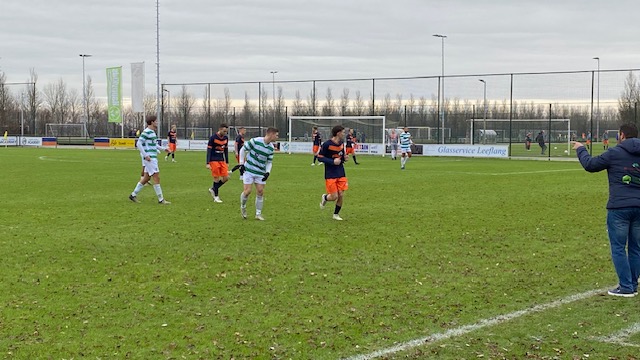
[{"xmin": 106, "ymin": 66, "xmax": 122, "ymax": 123}]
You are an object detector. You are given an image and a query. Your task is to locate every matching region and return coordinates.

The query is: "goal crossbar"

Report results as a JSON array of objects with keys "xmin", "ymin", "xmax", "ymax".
[{"xmin": 287, "ymin": 115, "xmax": 386, "ymax": 156}]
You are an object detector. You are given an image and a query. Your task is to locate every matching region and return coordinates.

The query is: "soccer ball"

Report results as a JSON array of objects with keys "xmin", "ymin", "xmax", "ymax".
[
  {"xmin": 554, "ymin": 146, "xmax": 557, "ymax": 150},
  {"xmin": 564, "ymin": 150, "xmax": 569, "ymax": 154}
]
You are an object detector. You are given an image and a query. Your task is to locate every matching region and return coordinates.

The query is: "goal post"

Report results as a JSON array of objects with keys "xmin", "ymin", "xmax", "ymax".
[
  {"xmin": 287, "ymin": 115, "xmax": 386, "ymax": 156},
  {"xmin": 45, "ymin": 123, "xmax": 89, "ymax": 138}
]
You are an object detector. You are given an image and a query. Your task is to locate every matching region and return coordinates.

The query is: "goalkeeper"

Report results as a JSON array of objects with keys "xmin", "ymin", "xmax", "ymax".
[{"xmin": 232, "ymin": 127, "xmax": 279, "ymax": 221}]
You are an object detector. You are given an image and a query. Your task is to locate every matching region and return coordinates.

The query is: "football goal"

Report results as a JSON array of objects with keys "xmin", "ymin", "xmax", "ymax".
[
  {"xmin": 172, "ymin": 127, "xmax": 213, "ymax": 140},
  {"xmin": 287, "ymin": 115, "xmax": 386, "ymax": 156},
  {"xmin": 45, "ymin": 123, "xmax": 89, "ymax": 138},
  {"xmin": 467, "ymin": 118, "xmax": 571, "ymax": 151},
  {"xmin": 229, "ymin": 126, "xmax": 263, "ymax": 141}
]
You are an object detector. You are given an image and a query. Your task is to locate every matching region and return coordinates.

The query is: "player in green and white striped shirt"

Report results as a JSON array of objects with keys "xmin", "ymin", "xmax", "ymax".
[
  {"xmin": 400, "ymin": 127, "xmax": 413, "ymax": 170},
  {"xmin": 129, "ymin": 116, "xmax": 171, "ymax": 204},
  {"xmin": 233, "ymin": 127, "xmax": 279, "ymax": 220}
]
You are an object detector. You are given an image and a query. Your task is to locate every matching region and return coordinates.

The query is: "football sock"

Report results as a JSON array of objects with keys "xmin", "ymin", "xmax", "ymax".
[
  {"xmin": 255, "ymin": 195, "xmax": 264, "ymax": 215},
  {"xmin": 153, "ymin": 184, "xmax": 163, "ymax": 201},
  {"xmin": 132, "ymin": 182, "xmax": 145, "ymax": 196},
  {"xmin": 213, "ymin": 181, "xmax": 223, "ymax": 196},
  {"xmin": 171, "ymin": 153, "xmax": 175, "ymax": 159},
  {"xmin": 313, "ymin": 155, "xmax": 317, "ymax": 163},
  {"xmin": 240, "ymin": 192, "xmax": 248, "ymax": 207},
  {"xmin": 334, "ymin": 205, "xmax": 341, "ymax": 215},
  {"xmin": 353, "ymin": 155, "xmax": 358, "ymax": 164}
]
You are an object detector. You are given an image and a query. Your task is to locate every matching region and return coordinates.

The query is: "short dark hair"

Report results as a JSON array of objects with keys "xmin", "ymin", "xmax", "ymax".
[
  {"xmin": 219, "ymin": 123, "xmax": 228, "ymax": 129},
  {"xmin": 238, "ymin": 126, "xmax": 245, "ymax": 130},
  {"xmin": 313, "ymin": 126, "xmax": 318, "ymax": 130},
  {"xmin": 266, "ymin": 127, "xmax": 279, "ymax": 135},
  {"xmin": 620, "ymin": 123, "xmax": 638, "ymax": 139},
  {"xmin": 332, "ymin": 125, "xmax": 345, "ymax": 137},
  {"xmin": 146, "ymin": 115, "xmax": 157, "ymax": 125}
]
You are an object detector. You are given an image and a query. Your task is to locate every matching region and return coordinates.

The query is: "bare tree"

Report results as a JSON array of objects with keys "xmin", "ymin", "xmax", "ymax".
[
  {"xmin": 242, "ymin": 91, "xmax": 253, "ymax": 126},
  {"xmin": 321, "ymin": 87, "xmax": 334, "ymax": 116},
  {"xmin": 176, "ymin": 85, "xmax": 195, "ymax": 137},
  {"xmin": 618, "ymin": 72, "xmax": 640, "ymax": 124},
  {"xmin": 292, "ymin": 90, "xmax": 304, "ymax": 115},
  {"xmin": 26, "ymin": 69, "xmax": 41, "ymax": 135},
  {"xmin": 340, "ymin": 88, "xmax": 350, "ymax": 115},
  {"xmin": 353, "ymin": 90, "xmax": 365, "ymax": 116}
]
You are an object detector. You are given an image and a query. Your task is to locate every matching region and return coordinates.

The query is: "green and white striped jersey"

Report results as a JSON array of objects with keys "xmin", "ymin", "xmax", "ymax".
[
  {"xmin": 138, "ymin": 128, "xmax": 162, "ymax": 159},
  {"xmin": 243, "ymin": 137, "xmax": 274, "ymax": 176},
  {"xmin": 400, "ymin": 131, "xmax": 412, "ymax": 150}
]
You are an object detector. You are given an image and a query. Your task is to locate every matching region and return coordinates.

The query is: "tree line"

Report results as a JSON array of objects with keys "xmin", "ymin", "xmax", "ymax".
[{"xmin": 1, "ymin": 70, "xmax": 639, "ymax": 140}]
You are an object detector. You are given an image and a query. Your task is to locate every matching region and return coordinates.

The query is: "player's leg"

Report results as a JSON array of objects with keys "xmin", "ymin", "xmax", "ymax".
[
  {"xmin": 130, "ymin": 171, "xmax": 150, "ymax": 202},
  {"xmin": 254, "ymin": 183, "xmax": 266, "ymax": 220},
  {"xmin": 312, "ymin": 145, "xmax": 319, "ymax": 165},
  {"xmin": 240, "ymin": 175, "xmax": 253, "ymax": 219},
  {"xmin": 332, "ymin": 179, "xmax": 348, "ymax": 220},
  {"xmin": 321, "ymin": 179, "xmax": 338, "ymax": 209},
  {"xmin": 400, "ymin": 151, "xmax": 407, "ymax": 169},
  {"xmin": 350, "ymin": 148, "xmax": 359, "ymax": 165},
  {"xmin": 150, "ymin": 172, "xmax": 169, "ymax": 204}
]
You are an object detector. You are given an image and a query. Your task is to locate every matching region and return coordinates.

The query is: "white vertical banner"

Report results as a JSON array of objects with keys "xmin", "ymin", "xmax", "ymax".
[{"xmin": 131, "ymin": 62, "xmax": 145, "ymax": 113}]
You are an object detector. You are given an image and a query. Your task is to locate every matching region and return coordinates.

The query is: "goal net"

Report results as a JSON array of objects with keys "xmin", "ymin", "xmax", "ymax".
[
  {"xmin": 288, "ymin": 116, "xmax": 386, "ymax": 156},
  {"xmin": 386, "ymin": 126, "xmax": 451, "ymax": 144},
  {"xmin": 173, "ymin": 127, "xmax": 213, "ymax": 140},
  {"xmin": 45, "ymin": 123, "xmax": 89, "ymax": 137},
  {"xmin": 229, "ymin": 126, "xmax": 263, "ymax": 141},
  {"xmin": 467, "ymin": 118, "xmax": 572, "ymax": 153}
]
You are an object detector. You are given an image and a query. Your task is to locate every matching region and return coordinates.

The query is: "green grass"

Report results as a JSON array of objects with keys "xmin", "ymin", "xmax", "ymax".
[{"xmin": 0, "ymin": 147, "xmax": 638, "ymax": 359}]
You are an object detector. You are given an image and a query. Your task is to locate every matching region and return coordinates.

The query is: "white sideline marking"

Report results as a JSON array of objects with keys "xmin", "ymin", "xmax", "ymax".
[
  {"xmin": 445, "ymin": 169, "xmax": 581, "ymax": 176},
  {"xmin": 38, "ymin": 156, "xmax": 84, "ymax": 163},
  {"xmin": 343, "ymin": 287, "xmax": 607, "ymax": 360},
  {"xmin": 593, "ymin": 322, "xmax": 640, "ymax": 347}
]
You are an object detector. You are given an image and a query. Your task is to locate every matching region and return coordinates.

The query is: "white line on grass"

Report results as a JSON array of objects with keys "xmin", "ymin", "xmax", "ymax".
[
  {"xmin": 592, "ymin": 322, "xmax": 640, "ymax": 348},
  {"xmin": 342, "ymin": 287, "xmax": 607, "ymax": 360},
  {"xmin": 444, "ymin": 169, "xmax": 582, "ymax": 176}
]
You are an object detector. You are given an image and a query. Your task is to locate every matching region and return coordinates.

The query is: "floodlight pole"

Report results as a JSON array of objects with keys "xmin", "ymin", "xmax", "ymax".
[
  {"xmin": 593, "ymin": 57, "xmax": 600, "ymax": 140},
  {"xmin": 270, "ymin": 71, "xmax": 278, "ymax": 127},
  {"xmin": 79, "ymin": 54, "xmax": 92, "ymax": 126},
  {"xmin": 163, "ymin": 89, "xmax": 170, "ymax": 127},
  {"xmin": 479, "ymin": 79, "xmax": 487, "ymax": 144},
  {"xmin": 433, "ymin": 34, "xmax": 447, "ymax": 144}
]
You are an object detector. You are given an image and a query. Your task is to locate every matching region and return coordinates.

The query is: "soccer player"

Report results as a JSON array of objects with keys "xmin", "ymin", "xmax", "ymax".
[
  {"xmin": 235, "ymin": 126, "xmax": 246, "ymax": 163},
  {"xmin": 603, "ymin": 131, "xmax": 609, "ymax": 150},
  {"xmin": 318, "ymin": 125, "xmax": 348, "ymax": 221},
  {"xmin": 234, "ymin": 126, "xmax": 247, "ymax": 180},
  {"xmin": 399, "ymin": 127, "xmax": 413, "ymax": 170},
  {"xmin": 129, "ymin": 115, "xmax": 170, "ymax": 204},
  {"xmin": 234, "ymin": 127, "xmax": 279, "ymax": 221},
  {"xmin": 165, "ymin": 124, "xmax": 178, "ymax": 162},
  {"xmin": 206, "ymin": 123, "xmax": 230, "ymax": 203},
  {"xmin": 345, "ymin": 128, "xmax": 360, "ymax": 165},
  {"xmin": 525, "ymin": 132, "xmax": 532, "ymax": 151},
  {"xmin": 311, "ymin": 126, "xmax": 322, "ymax": 166},
  {"xmin": 389, "ymin": 129, "xmax": 399, "ymax": 160}
]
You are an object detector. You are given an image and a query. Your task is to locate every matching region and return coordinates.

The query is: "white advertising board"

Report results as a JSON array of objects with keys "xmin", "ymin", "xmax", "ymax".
[{"xmin": 421, "ymin": 144, "xmax": 509, "ymax": 158}]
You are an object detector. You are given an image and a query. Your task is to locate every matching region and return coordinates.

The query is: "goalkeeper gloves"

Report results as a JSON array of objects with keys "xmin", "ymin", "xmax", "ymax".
[
  {"xmin": 261, "ymin": 172, "xmax": 270, "ymax": 181},
  {"xmin": 231, "ymin": 164, "xmax": 245, "ymax": 175}
]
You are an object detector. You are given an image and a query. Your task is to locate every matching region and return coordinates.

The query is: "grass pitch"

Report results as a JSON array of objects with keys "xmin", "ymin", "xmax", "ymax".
[{"xmin": 1, "ymin": 147, "xmax": 639, "ymax": 359}]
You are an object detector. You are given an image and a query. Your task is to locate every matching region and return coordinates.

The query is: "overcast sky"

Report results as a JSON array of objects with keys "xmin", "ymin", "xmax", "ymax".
[{"xmin": 1, "ymin": 0, "xmax": 639, "ymax": 102}]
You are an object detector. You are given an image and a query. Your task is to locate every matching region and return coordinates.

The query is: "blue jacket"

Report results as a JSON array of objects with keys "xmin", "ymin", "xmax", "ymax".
[{"xmin": 577, "ymin": 137, "xmax": 640, "ymax": 209}]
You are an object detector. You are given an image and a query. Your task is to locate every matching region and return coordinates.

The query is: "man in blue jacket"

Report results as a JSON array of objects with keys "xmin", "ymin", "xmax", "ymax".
[{"xmin": 574, "ymin": 123, "xmax": 640, "ymax": 297}]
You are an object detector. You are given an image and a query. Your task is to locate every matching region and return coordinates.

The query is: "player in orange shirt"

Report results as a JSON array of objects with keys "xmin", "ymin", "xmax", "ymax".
[
  {"xmin": 206, "ymin": 124, "xmax": 229, "ymax": 203},
  {"xmin": 311, "ymin": 126, "xmax": 322, "ymax": 166},
  {"xmin": 165, "ymin": 124, "xmax": 177, "ymax": 162},
  {"xmin": 318, "ymin": 125, "xmax": 349, "ymax": 221},
  {"xmin": 345, "ymin": 128, "xmax": 360, "ymax": 165}
]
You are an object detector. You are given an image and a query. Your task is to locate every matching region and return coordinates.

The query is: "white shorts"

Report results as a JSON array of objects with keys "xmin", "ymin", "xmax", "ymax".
[
  {"xmin": 242, "ymin": 172, "xmax": 266, "ymax": 185},
  {"xmin": 401, "ymin": 147, "xmax": 411, "ymax": 155},
  {"xmin": 143, "ymin": 158, "xmax": 160, "ymax": 176}
]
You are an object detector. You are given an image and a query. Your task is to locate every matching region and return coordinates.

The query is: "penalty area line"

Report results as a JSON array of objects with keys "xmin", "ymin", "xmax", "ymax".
[{"xmin": 342, "ymin": 287, "xmax": 607, "ymax": 360}]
